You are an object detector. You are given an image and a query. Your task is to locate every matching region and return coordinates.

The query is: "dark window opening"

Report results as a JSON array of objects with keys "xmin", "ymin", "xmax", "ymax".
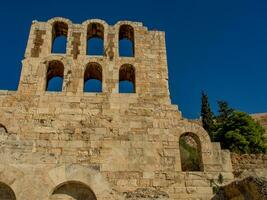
[
  {"xmin": 84, "ymin": 62, "xmax": 102, "ymax": 92},
  {"xmin": 119, "ymin": 25, "xmax": 134, "ymax": 57},
  {"xmin": 52, "ymin": 21, "xmax": 68, "ymax": 53},
  {"xmin": 119, "ymin": 64, "xmax": 135, "ymax": 93},
  {"xmin": 179, "ymin": 132, "xmax": 203, "ymax": 171},
  {"xmin": 87, "ymin": 23, "xmax": 104, "ymax": 55},
  {"xmin": 46, "ymin": 60, "xmax": 64, "ymax": 92}
]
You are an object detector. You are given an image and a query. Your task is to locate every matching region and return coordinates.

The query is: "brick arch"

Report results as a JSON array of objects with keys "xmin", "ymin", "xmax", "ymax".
[
  {"xmin": 179, "ymin": 132, "xmax": 203, "ymax": 171},
  {"xmin": 41, "ymin": 55, "xmax": 70, "ymax": 67},
  {"xmin": 0, "ymin": 115, "xmax": 19, "ymax": 134},
  {"xmin": 84, "ymin": 62, "xmax": 103, "ymax": 82},
  {"xmin": 0, "ymin": 123, "xmax": 8, "ymax": 133},
  {"xmin": 82, "ymin": 19, "xmax": 109, "ymax": 56},
  {"xmin": 47, "ymin": 17, "xmax": 73, "ymax": 27},
  {"xmin": 50, "ymin": 181, "xmax": 97, "ymax": 200},
  {"xmin": 0, "ymin": 122, "xmax": 9, "ymax": 141},
  {"xmin": 118, "ymin": 24, "xmax": 135, "ymax": 57},
  {"xmin": 86, "ymin": 23, "xmax": 104, "ymax": 40},
  {"xmin": 38, "ymin": 55, "xmax": 72, "ymax": 92},
  {"xmin": 119, "ymin": 64, "xmax": 136, "ymax": 93},
  {"xmin": 114, "ymin": 20, "xmax": 143, "ymax": 29},
  {"xmin": 47, "ymin": 18, "xmax": 72, "ymax": 54},
  {"xmin": 83, "ymin": 62, "xmax": 103, "ymax": 92},
  {"xmin": 82, "ymin": 19, "xmax": 108, "ymax": 28},
  {"xmin": 177, "ymin": 122, "xmax": 213, "ymax": 171},
  {"xmin": 86, "ymin": 22, "xmax": 105, "ymax": 56},
  {"xmin": 47, "ymin": 164, "xmax": 120, "ymax": 199},
  {"xmin": 0, "ymin": 182, "xmax": 16, "ymax": 200},
  {"xmin": 0, "ymin": 164, "xmax": 24, "ymax": 199},
  {"xmin": 119, "ymin": 24, "xmax": 134, "ymax": 42}
]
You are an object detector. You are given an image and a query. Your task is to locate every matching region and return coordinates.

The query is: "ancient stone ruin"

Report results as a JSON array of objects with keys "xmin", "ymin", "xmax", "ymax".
[{"xmin": 0, "ymin": 18, "xmax": 235, "ymax": 199}]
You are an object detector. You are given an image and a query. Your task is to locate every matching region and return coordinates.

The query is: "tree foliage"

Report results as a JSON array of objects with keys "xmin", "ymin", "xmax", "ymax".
[
  {"xmin": 200, "ymin": 94, "xmax": 267, "ymax": 154},
  {"xmin": 215, "ymin": 109, "xmax": 267, "ymax": 154},
  {"xmin": 201, "ymin": 92, "xmax": 215, "ymax": 141}
]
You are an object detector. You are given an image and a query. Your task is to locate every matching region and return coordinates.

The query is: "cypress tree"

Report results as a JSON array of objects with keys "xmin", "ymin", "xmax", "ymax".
[
  {"xmin": 217, "ymin": 101, "xmax": 233, "ymax": 122},
  {"xmin": 201, "ymin": 92, "xmax": 215, "ymax": 141}
]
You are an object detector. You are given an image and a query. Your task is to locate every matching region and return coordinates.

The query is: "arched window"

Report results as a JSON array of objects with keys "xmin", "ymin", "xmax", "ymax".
[
  {"xmin": 46, "ymin": 60, "xmax": 64, "ymax": 92},
  {"xmin": 87, "ymin": 23, "xmax": 104, "ymax": 55},
  {"xmin": 50, "ymin": 181, "xmax": 97, "ymax": 200},
  {"xmin": 179, "ymin": 132, "xmax": 203, "ymax": 171},
  {"xmin": 119, "ymin": 25, "xmax": 134, "ymax": 57},
  {"xmin": 119, "ymin": 64, "xmax": 135, "ymax": 93},
  {"xmin": 51, "ymin": 21, "xmax": 68, "ymax": 53},
  {"xmin": 0, "ymin": 182, "xmax": 16, "ymax": 200},
  {"xmin": 84, "ymin": 62, "xmax": 102, "ymax": 92}
]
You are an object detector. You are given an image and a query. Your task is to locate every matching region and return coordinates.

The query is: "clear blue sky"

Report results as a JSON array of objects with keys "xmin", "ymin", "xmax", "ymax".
[{"xmin": 0, "ymin": 0, "xmax": 266, "ymax": 118}]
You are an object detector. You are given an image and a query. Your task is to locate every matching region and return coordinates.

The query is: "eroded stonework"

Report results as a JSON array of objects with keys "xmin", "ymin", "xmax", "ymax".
[{"xmin": 0, "ymin": 17, "xmax": 234, "ymax": 200}]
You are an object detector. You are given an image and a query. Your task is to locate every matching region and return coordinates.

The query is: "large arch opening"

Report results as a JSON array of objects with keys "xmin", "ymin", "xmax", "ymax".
[
  {"xmin": 46, "ymin": 60, "xmax": 64, "ymax": 92},
  {"xmin": 52, "ymin": 21, "xmax": 68, "ymax": 53},
  {"xmin": 119, "ymin": 64, "xmax": 135, "ymax": 93},
  {"xmin": 87, "ymin": 23, "xmax": 104, "ymax": 56},
  {"xmin": 119, "ymin": 25, "xmax": 134, "ymax": 57},
  {"xmin": 0, "ymin": 182, "xmax": 16, "ymax": 200},
  {"xmin": 50, "ymin": 181, "xmax": 97, "ymax": 200},
  {"xmin": 179, "ymin": 132, "xmax": 203, "ymax": 171},
  {"xmin": 84, "ymin": 62, "xmax": 102, "ymax": 93}
]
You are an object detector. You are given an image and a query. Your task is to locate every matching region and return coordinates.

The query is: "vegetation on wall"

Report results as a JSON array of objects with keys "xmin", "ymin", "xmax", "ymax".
[
  {"xmin": 179, "ymin": 136, "xmax": 202, "ymax": 171},
  {"xmin": 200, "ymin": 93, "xmax": 267, "ymax": 154}
]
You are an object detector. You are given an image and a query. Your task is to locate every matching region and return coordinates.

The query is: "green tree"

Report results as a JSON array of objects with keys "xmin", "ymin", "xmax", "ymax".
[
  {"xmin": 215, "ymin": 110, "xmax": 267, "ymax": 154},
  {"xmin": 217, "ymin": 101, "xmax": 234, "ymax": 122},
  {"xmin": 201, "ymin": 92, "xmax": 215, "ymax": 141}
]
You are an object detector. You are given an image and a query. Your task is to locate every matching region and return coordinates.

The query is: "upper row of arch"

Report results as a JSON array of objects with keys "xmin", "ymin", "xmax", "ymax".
[
  {"xmin": 45, "ymin": 17, "xmax": 144, "ymax": 29},
  {"xmin": 46, "ymin": 17, "xmax": 138, "ymax": 57}
]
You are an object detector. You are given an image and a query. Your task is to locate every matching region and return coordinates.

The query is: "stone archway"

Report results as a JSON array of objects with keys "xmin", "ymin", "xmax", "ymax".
[
  {"xmin": 179, "ymin": 132, "xmax": 203, "ymax": 171},
  {"xmin": 0, "ymin": 182, "xmax": 16, "ymax": 200},
  {"xmin": 50, "ymin": 181, "xmax": 97, "ymax": 200}
]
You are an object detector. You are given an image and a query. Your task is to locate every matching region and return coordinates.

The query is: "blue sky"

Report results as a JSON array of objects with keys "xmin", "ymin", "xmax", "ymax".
[{"xmin": 0, "ymin": 0, "xmax": 266, "ymax": 118}]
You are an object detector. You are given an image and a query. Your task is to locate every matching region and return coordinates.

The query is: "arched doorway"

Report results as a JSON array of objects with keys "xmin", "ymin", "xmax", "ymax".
[
  {"xmin": 50, "ymin": 181, "xmax": 97, "ymax": 200},
  {"xmin": 179, "ymin": 132, "xmax": 203, "ymax": 171}
]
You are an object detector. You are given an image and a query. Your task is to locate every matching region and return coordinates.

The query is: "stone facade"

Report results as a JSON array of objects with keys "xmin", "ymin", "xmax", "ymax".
[{"xmin": 0, "ymin": 18, "xmax": 233, "ymax": 200}]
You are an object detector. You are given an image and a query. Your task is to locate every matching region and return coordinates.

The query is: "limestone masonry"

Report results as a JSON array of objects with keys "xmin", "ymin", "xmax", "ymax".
[{"xmin": 0, "ymin": 18, "xmax": 234, "ymax": 200}]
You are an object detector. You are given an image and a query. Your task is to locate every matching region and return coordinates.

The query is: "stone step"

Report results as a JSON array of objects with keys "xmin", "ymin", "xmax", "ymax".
[
  {"xmin": 171, "ymin": 186, "xmax": 213, "ymax": 194},
  {"xmin": 169, "ymin": 186, "xmax": 214, "ymax": 199}
]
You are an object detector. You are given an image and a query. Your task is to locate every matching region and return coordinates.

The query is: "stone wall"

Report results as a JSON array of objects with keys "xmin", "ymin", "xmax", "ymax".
[
  {"xmin": 0, "ymin": 17, "xmax": 234, "ymax": 200},
  {"xmin": 231, "ymin": 153, "xmax": 267, "ymax": 178}
]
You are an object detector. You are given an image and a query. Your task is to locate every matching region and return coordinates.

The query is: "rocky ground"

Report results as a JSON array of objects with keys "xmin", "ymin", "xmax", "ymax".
[{"xmin": 212, "ymin": 176, "xmax": 267, "ymax": 200}]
